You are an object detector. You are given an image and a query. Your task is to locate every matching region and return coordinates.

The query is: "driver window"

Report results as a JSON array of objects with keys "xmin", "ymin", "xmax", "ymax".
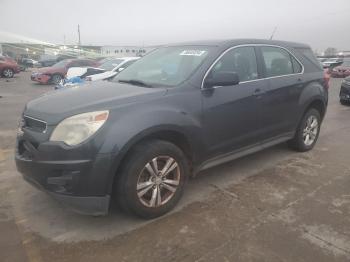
[{"xmin": 209, "ymin": 46, "xmax": 258, "ymax": 82}]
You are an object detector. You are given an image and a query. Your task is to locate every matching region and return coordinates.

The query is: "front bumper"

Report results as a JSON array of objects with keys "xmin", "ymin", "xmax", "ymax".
[
  {"xmin": 31, "ymin": 73, "xmax": 51, "ymax": 84},
  {"xmin": 22, "ymin": 171, "xmax": 110, "ymax": 215},
  {"xmin": 15, "ymin": 127, "xmax": 115, "ymax": 215}
]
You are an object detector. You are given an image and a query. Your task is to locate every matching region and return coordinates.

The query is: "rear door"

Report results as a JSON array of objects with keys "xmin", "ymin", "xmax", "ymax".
[
  {"xmin": 202, "ymin": 46, "xmax": 268, "ymax": 158},
  {"xmin": 258, "ymin": 46, "xmax": 304, "ymax": 140}
]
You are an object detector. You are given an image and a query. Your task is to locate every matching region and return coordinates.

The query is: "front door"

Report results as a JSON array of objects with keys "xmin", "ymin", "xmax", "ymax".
[{"xmin": 201, "ymin": 46, "xmax": 266, "ymax": 158}]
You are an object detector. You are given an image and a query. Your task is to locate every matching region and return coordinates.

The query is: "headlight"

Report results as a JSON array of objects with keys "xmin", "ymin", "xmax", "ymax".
[{"xmin": 50, "ymin": 111, "xmax": 109, "ymax": 146}]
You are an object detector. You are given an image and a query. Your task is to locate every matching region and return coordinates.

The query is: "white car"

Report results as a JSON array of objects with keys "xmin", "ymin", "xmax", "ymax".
[
  {"xmin": 87, "ymin": 57, "xmax": 140, "ymax": 81},
  {"xmin": 65, "ymin": 56, "xmax": 140, "ymax": 82}
]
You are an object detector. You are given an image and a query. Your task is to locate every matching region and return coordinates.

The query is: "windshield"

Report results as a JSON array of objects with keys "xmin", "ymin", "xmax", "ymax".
[
  {"xmin": 52, "ymin": 60, "xmax": 70, "ymax": 68},
  {"xmin": 113, "ymin": 46, "xmax": 211, "ymax": 87},
  {"xmin": 100, "ymin": 59, "xmax": 124, "ymax": 71}
]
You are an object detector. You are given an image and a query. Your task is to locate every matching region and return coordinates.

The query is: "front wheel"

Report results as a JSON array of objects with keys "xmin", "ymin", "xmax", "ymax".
[
  {"xmin": 115, "ymin": 140, "xmax": 189, "ymax": 219},
  {"xmin": 288, "ymin": 108, "xmax": 321, "ymax": 152},
  {"xmin": 51, "ymin": 74, "xmax": 62, "ymax": 84},
  {"xmin": 2, "ymin": 68, "xmax": 14, "ymax": 78}
]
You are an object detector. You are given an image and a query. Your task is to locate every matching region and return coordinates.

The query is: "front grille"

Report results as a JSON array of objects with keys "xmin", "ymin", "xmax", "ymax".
[{"xmin": 23, "ymin": 116, "xmax": 47, "ymax": 133}]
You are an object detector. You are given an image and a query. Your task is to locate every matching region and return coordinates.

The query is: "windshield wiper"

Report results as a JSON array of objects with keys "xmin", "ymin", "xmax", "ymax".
[{"xmin": 118, "ymin": 79, "xmax": 153, "ymax": 88}]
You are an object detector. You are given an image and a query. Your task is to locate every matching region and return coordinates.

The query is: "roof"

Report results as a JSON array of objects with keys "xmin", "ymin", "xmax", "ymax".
[{"xmin": 166, "ymin": 39, "xmax": 310, "ymax": 49}]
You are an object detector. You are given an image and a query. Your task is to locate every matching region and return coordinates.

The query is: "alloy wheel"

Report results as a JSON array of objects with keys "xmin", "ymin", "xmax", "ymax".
[
  {"xmin": 137, "ymin": 156, "xmax": 180, "ymax": 208},
  {"xmin": 303, "ymin": 115, "xmax": 319, "ymax": 146},
  {"xmin": 3, "ymin": 69, "xmax": 14, "ymax": 78},
  {"xmin": 52, "ymin": 75, "xmax": 62, "ymax": 84}
]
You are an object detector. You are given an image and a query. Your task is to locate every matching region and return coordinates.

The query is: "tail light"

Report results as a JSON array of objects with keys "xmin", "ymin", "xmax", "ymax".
[{"xmin": 324, "ymin": 70, "xmax": 330, "ymax": 89}]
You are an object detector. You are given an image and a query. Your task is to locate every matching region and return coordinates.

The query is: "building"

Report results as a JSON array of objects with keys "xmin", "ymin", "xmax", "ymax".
[
  {"xmin": 0, "ymin": 42, "xmax": 158, "ymax": 60},
  {"xmin": 101, "ymin": 45, "xmax": 156, "ymax": 58}
]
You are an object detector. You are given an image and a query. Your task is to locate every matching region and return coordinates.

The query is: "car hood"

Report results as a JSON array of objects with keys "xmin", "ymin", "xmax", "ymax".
[{"xmin": 24, "ymin": 81, "xmax": 167, "ymax": 125}]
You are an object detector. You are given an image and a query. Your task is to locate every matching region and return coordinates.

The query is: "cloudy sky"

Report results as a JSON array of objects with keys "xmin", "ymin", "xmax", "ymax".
[{"xmin": 0, "ymin": 0, "xmax": 349, "ymax": 52}]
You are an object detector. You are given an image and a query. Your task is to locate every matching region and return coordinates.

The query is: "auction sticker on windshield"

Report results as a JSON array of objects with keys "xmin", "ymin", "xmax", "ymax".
[{"xmin": 180, "ymin": 50, "xmax": 207, "ymax": 56}]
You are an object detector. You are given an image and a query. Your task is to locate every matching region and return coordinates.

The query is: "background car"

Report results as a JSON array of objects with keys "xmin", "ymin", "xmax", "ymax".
[
  {"xmin": 38, "ymin": 54, "xmax": 78, "ymax": 67},
  {"xmin": 331, "ymin": 59, "xmax": 350, "ymax": 78},
  {"xmin": 21, "ymin": 58, "xmax": 39, "ymax": 68},
  {"xmin": 322, "ymin": 57, "xmax": 343, "ymax": 69},
  {"xmin": 85, "ymin": 57, "xmax": 140, "ymax": 81},
  {"xmin": 339, "ymin": 76, "xmax": 350, "ymax": 105},
  {"xmin": 62, "ymin": 57, "xmax": 140, "ymax": 86},
  {"xmin": 31, "ymin": 58, "xmax": 99, "ymax": 84},
  {"xmin": 0, "ymin": 56, "xmax": 21, "ymax": 78}
]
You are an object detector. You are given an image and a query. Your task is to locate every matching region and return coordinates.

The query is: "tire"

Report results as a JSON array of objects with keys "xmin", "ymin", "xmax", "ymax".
[
  {"xmin": 2, "ymin": 68, "xmax": 14, "ymax": 78},
  {"xmin": 115, "ymin": 140, "xmax": 189, "ymax": 219},
  {"xmin": 51, "ymin": 74, "xmax": 62, "ymax": 84},
  {"xmin": 288, "ymin": 108, "xmax": 321, "ymax": 152}
]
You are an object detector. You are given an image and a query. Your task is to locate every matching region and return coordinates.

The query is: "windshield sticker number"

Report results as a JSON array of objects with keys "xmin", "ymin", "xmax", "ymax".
[{"xmin": 180, "ymin": 50, "xmax": 206, "ymax": 56}]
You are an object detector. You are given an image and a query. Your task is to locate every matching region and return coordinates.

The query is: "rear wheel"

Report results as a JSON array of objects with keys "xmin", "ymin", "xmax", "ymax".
[
  {"xmin": 51, "ymin": 74, "xmax": 62, "ymax": 84},
  {"xmin": 288, "ymin": 108, "xmax": 321, "ymax": 152},
  {"xmin": 2, "ymin": 68, "xmax": 14, "ymax": 78},
  {"xmin": 115, "ymin": 140, "xmax": 189, "ymax": 219}
]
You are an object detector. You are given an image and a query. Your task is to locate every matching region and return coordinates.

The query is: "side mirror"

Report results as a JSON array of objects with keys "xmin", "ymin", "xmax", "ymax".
[{"xmin": 204, "ymin": 71, "xmax": 239, "ymax": 88}]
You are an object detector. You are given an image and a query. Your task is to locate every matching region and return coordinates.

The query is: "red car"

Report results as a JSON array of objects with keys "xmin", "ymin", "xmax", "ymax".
[
  {"xmin": 0, "ymin": 56, "xmax": 21, "ymax": 78},
  {"xmin": 331, "ymin": 59, "xmax": 350, "ymax": 78},
  {"xmin": 31, "ymin": 59, "xmax": 99, "ymax": 84}
]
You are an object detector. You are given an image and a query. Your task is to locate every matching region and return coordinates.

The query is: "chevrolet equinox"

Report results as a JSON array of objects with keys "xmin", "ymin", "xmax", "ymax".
[{"xmin": 16, "ymin": 39, "xmax": 328, "ymax": 218}]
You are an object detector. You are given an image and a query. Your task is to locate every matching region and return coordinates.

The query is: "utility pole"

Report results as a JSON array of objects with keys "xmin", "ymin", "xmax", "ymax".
[{"xmin": 78, "ymin": 24, "xmax": 81, "ymax": 46}]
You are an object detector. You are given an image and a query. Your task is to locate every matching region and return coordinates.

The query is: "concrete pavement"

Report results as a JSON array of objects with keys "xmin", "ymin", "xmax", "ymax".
[{"xmin": 0, "ymin": 72, "xmax": 349, "ymax": 261}]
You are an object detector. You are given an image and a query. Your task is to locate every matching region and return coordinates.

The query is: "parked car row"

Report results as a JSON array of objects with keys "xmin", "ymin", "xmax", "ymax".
[
  {"xmin": 31, "ymin": 57, "xmax": 140, "ymax": 87},
  {"xmin": 31, "ymin": 59, "xmax": 100, "ymax": 84}
]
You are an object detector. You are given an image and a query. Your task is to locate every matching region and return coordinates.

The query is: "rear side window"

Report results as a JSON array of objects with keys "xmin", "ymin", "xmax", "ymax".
[
  {"xmin": 291, "ymin": 56, "xmax": 303, "ymax": 73},
  {"xmin": 210, "ymin": 46, "xmax": 258, "ymax": 82},
  {"xmin": 295, "ymin": 47, "xmax": 322, "ymax": 70},
  {"xmin": 261, "ymin": 47, "xmax": 294, "ymax": 77}
]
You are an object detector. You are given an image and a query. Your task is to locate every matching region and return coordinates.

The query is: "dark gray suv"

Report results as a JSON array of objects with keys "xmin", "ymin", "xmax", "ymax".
[{"xmin": 15, "ymin": 39, "xmax": 328, "ymax": 218}]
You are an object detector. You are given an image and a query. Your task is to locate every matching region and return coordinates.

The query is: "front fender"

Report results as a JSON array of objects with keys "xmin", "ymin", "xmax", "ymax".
[{"xmin": 99, "ymin": 106, "xmax": 203, "ymax": 193}]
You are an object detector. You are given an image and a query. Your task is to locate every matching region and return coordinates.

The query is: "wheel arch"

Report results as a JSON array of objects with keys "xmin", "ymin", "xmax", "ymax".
[
  {"xmin": 107, "ymin": 127, "xmax": 195, "ymax": 195},
  {"xmin": 298, "ymin": 80, "xmax": 327, "ymax": 121},
  {"xmin": 305, "ymin": 99, "xmax": 326, "ymax": 120}
]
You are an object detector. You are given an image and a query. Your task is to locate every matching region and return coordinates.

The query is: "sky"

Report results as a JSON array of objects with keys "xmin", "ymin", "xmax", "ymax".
[{"xmin": 0, "ymin": 0, "xmax": 349, "ymax": 52}]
